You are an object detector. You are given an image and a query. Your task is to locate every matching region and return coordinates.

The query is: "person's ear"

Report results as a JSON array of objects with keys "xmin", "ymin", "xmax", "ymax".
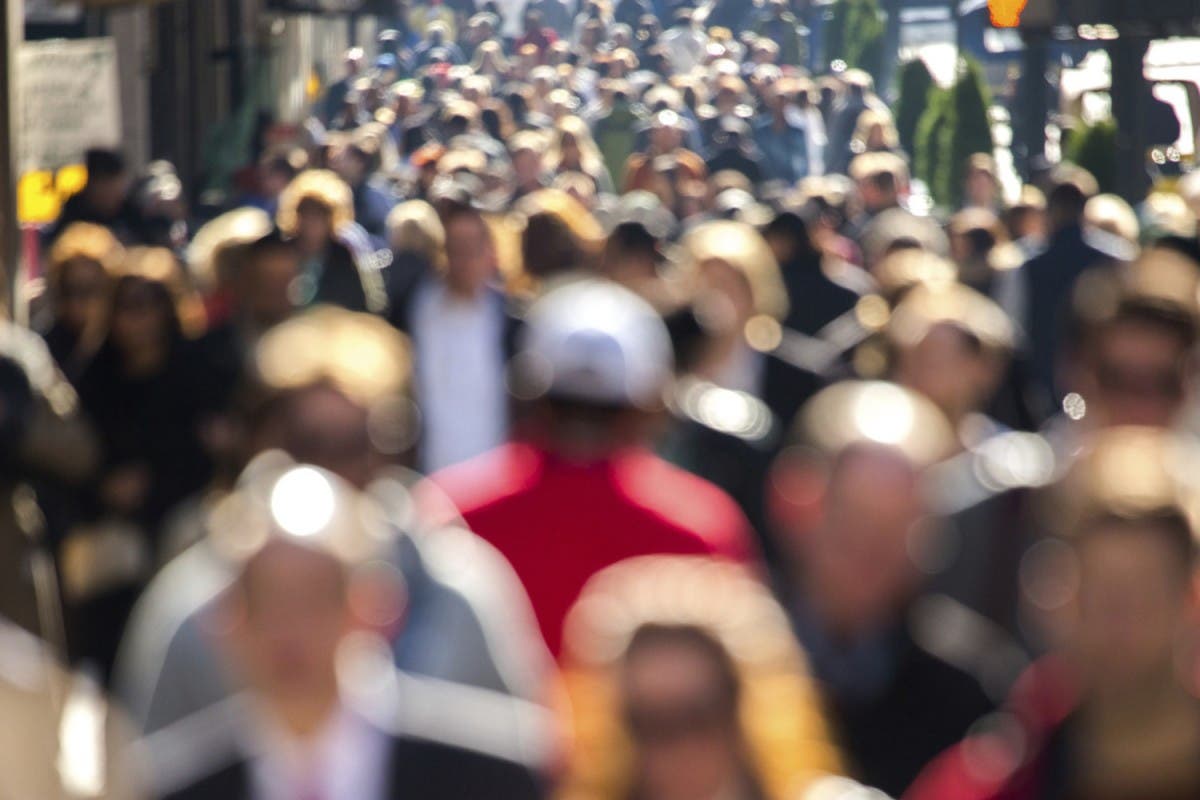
[
  {"xmin": 347, "ymin": 562, "xmax": 408, "ymax": 641},
  {"xmin": 767, "ymin": 446, "xmax": 827, "ymax": 545}
]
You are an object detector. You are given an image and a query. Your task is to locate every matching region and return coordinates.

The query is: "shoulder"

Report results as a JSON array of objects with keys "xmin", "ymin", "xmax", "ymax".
[
  {"xmin": 137, "ymin": 695, "xmax": 252, "ymax": 799},
  {"xmin": 425, "ymin": 443, "xmax": 544, "ymax": 520},
  {"xmin": 614, "ymin": 450, "xmax": 755, "ymax": 560}
]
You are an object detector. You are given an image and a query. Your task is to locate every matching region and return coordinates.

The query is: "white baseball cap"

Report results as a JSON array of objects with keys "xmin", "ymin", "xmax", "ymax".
[{"xmin": 513, "ymin": 279, "xmax": 673, "ymax": 408}]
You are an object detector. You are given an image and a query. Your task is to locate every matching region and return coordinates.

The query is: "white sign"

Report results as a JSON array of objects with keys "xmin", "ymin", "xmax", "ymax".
[{"xmin": 18, "ymin": 37, "xmax": 121, "ymax": 174}]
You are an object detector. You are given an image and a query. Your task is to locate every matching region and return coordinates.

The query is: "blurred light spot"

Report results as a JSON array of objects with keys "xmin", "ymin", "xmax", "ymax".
[
  {"xmin": 1020, "ymin": 538, "xmax": 1079, "ymax": 612},
  {"xmin": 1063, "ymin": 392, "xmax": 1087, "ymax": 421},
  {"xmin": 270, "ymin": 467, "xmax": 336, "ymax": 537},
  {"xmin": 58, "ymin": 674, "xmax": 106, "ymax": 797},
  {"xmin": 975, "ymin": 433, "xmax": 1056, "ymax": 490},
  {"xmin": 745, "ymin": 315, "xmax": 783, "ymax": 353},
  {"xmin": 855, "ymin": 294, "xmax": 890, "ymax": 331},
  {"xmin": 853, "ymin": 382, "xmax": 915, "ymax": 445},
  {"xmin": 962, "ymin": 712, "xmax": 1025, "ymax": 783}
]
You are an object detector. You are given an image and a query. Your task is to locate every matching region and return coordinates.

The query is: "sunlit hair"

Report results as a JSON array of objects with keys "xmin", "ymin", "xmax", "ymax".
[
  {"xmin": 851, "ymin": 109, "xmax": 900, "ymax": 154},
  {"xmin": 254, "ymin": 305, "xmax": 413, "ymax": 409},
  {"xmin": 275, "ymin": 169, "xmax": 355, "ymax": 237},
  {"xmin": 386, "ymin": 200, "xmax": 446, "ymax": 270},
  {"xmin": 1084, "ymin": 193, "xmax": 1140, "ymax": 247},
  {"xmin": 558, "ymin": 556, "xmax": 842, "ymax": 800},
  {"xmin": 679, "ymin": 219, "xmax": 790, "ymax": 324},
  {"xmin": 47, "ymin": 222, "xmax": 124, "ymax": 295},
  {"xmin": 117, "ymin": 246, "xmax": 207, "ymax": 338},
  {"xmin": 545, "ymin": 115, "xmax": 608, "ymax": 183},
  {"xmin": 515, "ymin": 188, "xmax": 606, "ymax": 281}
]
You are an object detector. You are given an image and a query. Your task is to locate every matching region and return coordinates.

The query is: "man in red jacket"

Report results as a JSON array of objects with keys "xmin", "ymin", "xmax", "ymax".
[{"xmin": 426, "ymin": 279, "xmax": 756, "ymax": 657}]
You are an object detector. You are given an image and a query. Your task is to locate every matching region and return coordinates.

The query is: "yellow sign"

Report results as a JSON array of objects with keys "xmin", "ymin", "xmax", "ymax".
[
  {"xmin": 988, "ymin": 0, "xmax": 1029, "ymax": 27},
  {"xmin": 18, "ymin": 165, "xmax": 88, "ymax": 224}
]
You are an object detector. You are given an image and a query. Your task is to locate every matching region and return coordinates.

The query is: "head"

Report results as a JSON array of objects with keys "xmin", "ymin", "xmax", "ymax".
[
  {"xmin": 83, "ymin": 149, "xmax": 131, "ymax": 217},
  {"xmin": 441, "ymin": 201, "xmax": 498, "ymax": 296},
  {"xmin": 509, "ymin": 133, "xmax": 546, "ymax": 192},
  {"xmin": 1047, "ymin": 165, "xmax": 1099, "ymax": 233},
  {"xmin": 48, "ymin": 223, "xmax": 123, "ymax": 335},
  {"xmin": 276, "ymin": 170, "xmax": 355, "ymax": 254},
  {"xmin": 517, "ymin": 189, "xmax": 605, "ymax": 280},
  {"xmin": 343, "ymin": 47, "xmax": 364, "ymax": 76},
  {"xmin": 235, "ymin": 232, "xmax": 301, "ymax": 330},
  {"xmin": 248, "ymin": 308, "xmax": 416, "ymax": 484},
  {"xmin": 964, "ymin": 153, "xmax": 999, "ymax": 209},
  {"xmin": 851, "ymin": 153, "xmax": 907, "ymax": 215},
  {"xmin": 512, "ymin": 280, "xmax": 673, "ymax": 458},
  {"xmin": 621, "ymin": 626, "xmax": 748, "ymax": 800},
  {"xmin": 769, "ymin": 383, "xmax": 954, "ymax": 638},
  {"xmin": 650, "ymin": 111, "xmax": 684, "ymax": 154},
  {"xmin": 107, "ymin": 255, "xmax": 187, "ymax": 357},
  {"xmin": 386, "ymin": 200, "xmax": 445, "ymax": 269},
  {"xmin": 1037, "ymin": 429, "xmax": 1200, "ymax": 698}
]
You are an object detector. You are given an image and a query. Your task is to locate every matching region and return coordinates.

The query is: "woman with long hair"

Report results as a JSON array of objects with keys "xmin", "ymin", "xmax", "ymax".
[
  {"xmin": 545, "ymin": 115, "xmax": 615, "ymax": 195},
  {"xmin": 559, "ymin": 556, "xmax": 843, "ymax": 800}
]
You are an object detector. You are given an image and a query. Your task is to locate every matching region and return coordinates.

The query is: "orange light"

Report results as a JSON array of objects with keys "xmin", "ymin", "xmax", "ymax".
[{"xmin": 988, "ymin": 0, "xmax": 1028, "ymax": 27}]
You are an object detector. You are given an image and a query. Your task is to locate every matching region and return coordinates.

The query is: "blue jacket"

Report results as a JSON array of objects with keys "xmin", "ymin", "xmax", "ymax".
[{"xmin": 754, "ymin": 119, "xmax": 809, "ymax": 184}]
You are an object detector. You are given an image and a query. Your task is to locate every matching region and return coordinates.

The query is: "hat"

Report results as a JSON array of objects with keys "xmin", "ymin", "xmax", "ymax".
[
  {"xmin": 512, "ymin": 279, "xmax": 673, "ymax": 408},
  {"xmin": 599, "ymin": 190, "xmax": 677, "ymax": 240},
  {"xmin": 888, "ymin": 281, "xmax": 1016, "ymax": 357},
  {"xmin": 860, "ymin": 209, "xmax": 950, "ymax": 268},
  {"xmin": 797, "ymin": 380, "xmax": 957, "ymax": 468},
  {"xmin": 207, "ymin": 453, "xmax": 394, "ymax": 568}
]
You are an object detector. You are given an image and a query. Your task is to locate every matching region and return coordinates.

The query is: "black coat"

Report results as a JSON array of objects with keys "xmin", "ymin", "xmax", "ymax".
[{"xmin": 162, "ymin": 734, "xmax": 545, "ymax": 800}]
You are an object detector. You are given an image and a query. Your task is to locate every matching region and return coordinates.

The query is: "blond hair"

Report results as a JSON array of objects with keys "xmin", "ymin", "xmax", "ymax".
[
  {"xmin": 386, "ymin": 200, "xmax": 446, "ymax": 270},
  {"xmin": 275, "ymin": 169, "xmax": 355, "ymax": 236},
  {"xmin": 559, "ymin": 556, "xmax": 843, "ymax": 800},
  {"xmin": 47, "ymin": 222, "xmax": 124, "ymax": 294}
]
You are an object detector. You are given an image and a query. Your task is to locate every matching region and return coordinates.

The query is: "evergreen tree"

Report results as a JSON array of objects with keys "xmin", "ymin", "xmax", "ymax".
[
  {"xmin": 913, "ymin": 56, "xmax": 994, "ymax": 208},
  {"xmin": 826, "ymin": 0, "xmax": 887, "ymax": 87},
  {"xmin": 944, "ymin": 55, "xmax": 995, "ymax": 208},
  {"xmin": 895, "ymin": 58, "xmax": 935, "ymax": 157},
  {"xmin": 1066, "ymin": 119, "xmax": 1118, "ymax": 194}
]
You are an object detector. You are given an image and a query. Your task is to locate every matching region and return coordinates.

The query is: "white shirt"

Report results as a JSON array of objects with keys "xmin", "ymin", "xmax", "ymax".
[
  {"xmin": 412, "ymin": 281, "xmax": 509, "ymax": 472},
  {"xmin": 247, "ymin": 706, "xmax": 390, "ymax": 800}
]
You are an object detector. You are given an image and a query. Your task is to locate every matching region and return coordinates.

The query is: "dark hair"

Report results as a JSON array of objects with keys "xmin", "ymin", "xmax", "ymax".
[{"xmin": 85, "ymin": 148, "xmax": 126, "ymax": 180}]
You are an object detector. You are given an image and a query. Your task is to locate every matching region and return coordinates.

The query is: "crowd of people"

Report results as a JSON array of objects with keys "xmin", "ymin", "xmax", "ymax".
[{"xmin": 6, "ymin": 1, "xmax": 1200, "ymax": 798}]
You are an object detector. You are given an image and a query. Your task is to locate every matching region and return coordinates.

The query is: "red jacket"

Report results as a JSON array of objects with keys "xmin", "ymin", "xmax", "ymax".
[
  {"xmin": 904, "ymin": 657, "xmax": 1079, "ymax": 800},
  {"xmin": 428, "ymin": 442, "xmax": 757, "ymax": 657}
]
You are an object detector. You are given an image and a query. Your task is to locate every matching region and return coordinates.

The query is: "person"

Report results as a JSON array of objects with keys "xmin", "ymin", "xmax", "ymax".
[
  {"xmin": 0, "ymin": 320, "xmax": 99, "ymax": 639},
  {"xmin": 558, "ymin": 556, "xmax": 843, "ymax": 799},
  {"xmin": 592, "ymin": 83, "xmax": 644, "ymax": 189},
  {"xmin": 37, "ymin": 222, "xmax": 124, "ymax": 382},
  {"xmin": 907, "ymin": 427, "xmax": 1200, "ymax": 800},
  {"xmin": 46, "ymin": 149, "xmax": 142, "ymax": 246},
  {"xmin": 1016, "ymin": 166, "xmax": 1133, "ymax": 421},
  {"xmin": 70, "ymin": 247, "xmax": 216, "ymax": 679},
  {"xmin": 755, "ymin": 0, "xmax": 806, "ymax": 67},
  {"xmin": 767, "ymin": 381, "xmax": 1000, "ymax": 796},
  {"xmin": 115, "ymin": 307, "xmax": 554, "ymax": 736},
  {"xmin": 545, "ymin": 116, "xmax": 616, "ymax": 195},
  {"xmin": 676, "ymin": 219, "xmax": 825, "ymax": 429},
  {"xmin": 827, "ymin": 71, "xmax": 884, "ymax": 176},
  {"xmin": 274, "ymin": 169, "xmax": 384, "ymax": 313},
  {"xmin": 509, "ymin": 130, "xmax": 549, "ymax": 200},
  {"xmin": 1055, "ymin": 248, "xmax": 1199, "ymax": 434},
  {"xmin": 389, "ymin": 199, "xmax": 518, "ymax": 473},
  {"xmin": 514, "ymin": 8, "xmax": 558, "ymax": 62},
  {"xmin": 321, "ymin": 48, "xmax": 365, "ymax": 125},
  {"xmin": 761, "ymin": 207, "xmax": 861, "ymax": 339},
  {"xmin": 659, "ymin": 8, "xmax": 706, "ymax": 74},
  {"xmin": 622, "ymin": 109, "xmax": 708, "ymax": 195},
  {"xmin": 963, "ymin": 153, "xmax": 1004, "ymax": 213},
  {"xmin": 705, "ymin": 117, "xmax": 764, "ymax": 186},
  {"xmin": 754, "ymin": 80, "xmax": 810, "ymax": 184},
  {"xmin": 330, "ymin": 132, "xmax": 396, "ymax": 245},
  {"xmin": 425, "ymin": 279, "xmax": 758, "ymax": 657},
  {"xmin": 526, "ymin": 0, "xmax": 572, "ymax": 36},
  {"xmin": 382, "ymin": 199, "xmax": 443, "ymax": 307},
  {"xmin": 0, "ymin": 618, "xmax": 144, "ymax": 799},
  {"xmin": 145, "ymin": 459, "xmax": 550, "ymax": 800}
]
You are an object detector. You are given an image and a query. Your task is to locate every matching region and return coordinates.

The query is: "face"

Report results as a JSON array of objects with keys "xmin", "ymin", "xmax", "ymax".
[
  {"xmin": 296, "ymin": 198, "xmax": 335, "ymax": 251},
  {"xmin": 1067, "ymin": 523, "xmax": 1192, "ymax": 695},
  {"xmin": 966, "ymin": 169, "xmax": 996, "ymax": 207},
  {"xmin": 443, "ymin": 212, "xmax": 497, "ymax": 294},
  {"xmin": 894, "ymin": 324, "xmax": 996, "ymax": 421},
  {"xmin": 621, "ymin": 637, "xmax": 742, "ymax": 800},
  {"xmin": 90, "ymin": 174, "xmax": 131, "ymax": 217},
  {"xmin": 513, "ymin": 149, "xmax": 542, "ymax": 189},
  {"xmin": 800, "ymin": 449, "xmax": 925, "ymax": 636},
  {"xmin": 110, "ymin": 278, "xmax": 170, "ymax": 354},
  {"xmin": 651, "ymin": 123, "xmax": 682, "ymax": 153},
  {"xmin": 561, "ymin": 132, "xmax": 581, "ymax": 164},
  {"xmin": 699, "ymin": 258, "xmax": 757, "ymax": 332},
  {"xmin": 241, "ymin": 245, "xmax": 300, "ymax": 328},
  {"xmin": 57, "ymin": 258, "xmax": 109, "ymax": 332},
  {"xmin": 1085, "ymin": 320, "xmax": 1189, "ymax": 428},
  {"xmin": 230, "ymin": 542, "xmax": 350, "ymax": 702}
]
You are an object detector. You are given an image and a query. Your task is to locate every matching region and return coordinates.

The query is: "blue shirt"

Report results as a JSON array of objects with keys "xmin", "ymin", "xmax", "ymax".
[{"xmin": 754, "ymin": 118, "xmax": 810, "ymax": 184}]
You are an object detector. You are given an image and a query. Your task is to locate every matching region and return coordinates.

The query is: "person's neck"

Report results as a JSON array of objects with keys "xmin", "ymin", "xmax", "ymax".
[
  {"xmin": 268, "ymin": 686, "xmax": 341, "ymax": 742},
  {"xmin": 122, "ymin": 340, "xmax": 169, "ymax": 377}
]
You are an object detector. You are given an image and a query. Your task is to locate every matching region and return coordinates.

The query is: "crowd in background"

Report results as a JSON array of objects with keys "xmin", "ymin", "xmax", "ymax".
[{"xmin": 7, "ymin": 1, "xmax": 1200, "ymax": 799}]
